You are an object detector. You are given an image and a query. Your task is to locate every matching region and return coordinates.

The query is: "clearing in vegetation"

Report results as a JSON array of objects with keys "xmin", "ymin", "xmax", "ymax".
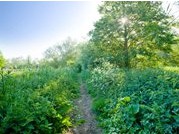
[{"xmin": 67, "ymin": 82, "xmax": 102, "ymax": 134}]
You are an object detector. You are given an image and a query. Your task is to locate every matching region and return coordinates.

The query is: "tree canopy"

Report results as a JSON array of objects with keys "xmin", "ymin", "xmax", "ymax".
[{"xmin": 89, "ymin": 1, "xmax": 176, "ymax": 68}]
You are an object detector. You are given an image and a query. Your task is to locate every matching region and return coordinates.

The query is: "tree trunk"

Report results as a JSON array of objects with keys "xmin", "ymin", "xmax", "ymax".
[{"xmin": 123, "ymin": 24, "xmax": 129, "ymax": 68}]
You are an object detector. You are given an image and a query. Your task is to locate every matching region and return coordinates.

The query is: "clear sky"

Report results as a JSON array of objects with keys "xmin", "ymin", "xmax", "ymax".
[
  {"xmin": 0, "ymin": 1, "xmax": 101, "ymax": 59},
  {"xmin": 0, "ymin": 1, "xmax": 178, "ymax": 60}
]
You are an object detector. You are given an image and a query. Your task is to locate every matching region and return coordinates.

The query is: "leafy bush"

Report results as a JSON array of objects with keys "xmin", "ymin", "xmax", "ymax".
[
  {"xmin": 0, "ymin": 67, "xmax": 79, "ymax": 133},
  {"xmin": 87, "ymin": 62, "xmax": 179, "ymax": 133}
]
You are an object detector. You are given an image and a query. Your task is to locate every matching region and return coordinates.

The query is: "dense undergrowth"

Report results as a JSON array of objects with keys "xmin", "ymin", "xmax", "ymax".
[
  {"xmin": 0, "ymin": 67, "xmax": 79, "ymax": 133},
  {"xmin": 85, "ymin": 62, "xmax": 179, "ymax": 134}
]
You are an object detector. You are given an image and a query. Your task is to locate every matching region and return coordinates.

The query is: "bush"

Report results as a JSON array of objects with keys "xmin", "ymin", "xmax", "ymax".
[
  {"xmin": 0, "ymin": 67, "xmax": 79, "ymax": 133},
  {"xmin": 87, "ymin": 62, "xmax": 179, "ymax": 133}
]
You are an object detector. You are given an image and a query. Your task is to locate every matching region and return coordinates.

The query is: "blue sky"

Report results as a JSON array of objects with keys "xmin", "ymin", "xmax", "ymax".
[
  {"xmin": 0, "ymin": 1, "xmax": 178, "ymax": 60},
  {"xmin": 0, "ymin": 1, "xmax": 100, "ymax": 59}
]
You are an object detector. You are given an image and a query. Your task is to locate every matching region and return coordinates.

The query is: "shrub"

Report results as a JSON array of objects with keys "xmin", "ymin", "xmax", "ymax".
[
  {"xmin": 0, "ymin": 67, "xmax": 79, "ymax": 133},
  {"xmin": 87, "ymin": 63, "xmax": 179, "ymax": 133}
]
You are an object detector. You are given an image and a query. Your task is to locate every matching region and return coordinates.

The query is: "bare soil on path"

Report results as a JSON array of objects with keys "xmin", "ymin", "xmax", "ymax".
[{"xmin": 66, "ymin": 82, "xmax": 102, "ymax": 134}]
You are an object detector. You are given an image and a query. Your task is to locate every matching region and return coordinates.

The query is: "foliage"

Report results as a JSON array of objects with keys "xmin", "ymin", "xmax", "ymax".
[
  {"xmin": 0, "ymin": 67, "xmax": 79, "ymax": 133},
  {"xmin": 1, "ymin": 1, "xmax": 179, "ymax": 133},
  {"xmin": 89, "ymin": 1, "xmax": 175, "ymax": 68},
  {"xmin": 43, "ymin": 38, "xmax": 79, "ymax": 68},
  {"xmin": 0, "ymin": 52, "xmax": 5, "ymax": 68},
  {"xmin": 168, "ymin": 44, "xmax": 179, "ymax": 66},
  {"xmin": 77, "ymin": 42, "xmax": 105, "ymax": 70},
  {"xmin": 7, "ymin": 56, "xmax": 39, "ymax": 69},
  {"xmin": 87, "ymin": 62, "xmax": 179, "ymax": 133}
]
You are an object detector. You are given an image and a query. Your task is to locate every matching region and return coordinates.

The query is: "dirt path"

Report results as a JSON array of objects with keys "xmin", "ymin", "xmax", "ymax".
[{"xmin": 66, "ymin": 82, "xmax": 102, "ymax": 134}]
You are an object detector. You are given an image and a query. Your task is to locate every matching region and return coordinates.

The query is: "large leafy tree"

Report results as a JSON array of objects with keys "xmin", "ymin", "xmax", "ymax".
[{"xmin": 90, "ymin": 1, "xmax": 175, "ymax": 68}]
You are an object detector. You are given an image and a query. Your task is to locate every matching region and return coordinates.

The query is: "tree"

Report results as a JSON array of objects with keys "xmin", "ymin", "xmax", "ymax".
[
  {"xmin": 7, "ymin": 56, "xmax": 34, "ymax": 69},
  {"xmin": 43, "ymin": 38, "xmax": 78, "ymax": 68},
  {"xmin": 90, "ymin": 1, "xmax": 175, "ymax": 68}
]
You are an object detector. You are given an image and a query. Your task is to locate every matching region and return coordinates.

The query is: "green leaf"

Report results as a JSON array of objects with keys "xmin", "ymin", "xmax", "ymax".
[
  {"xmin": 123, "ymin": 96, "xmax": 131, "ymax": 102},
  {"xmin": 62, "ymin": 117, "xmax": 72, "ymax": 127},
  {"xmin": 173, "ymin": 115, "xmax": 179, "ymax": 123},
  {"xmin": 131, "ymin": 104, "xmax": 140, "ymax": 114},
  {"xmin": 56, "ymin": 114, "xmax": 62, "ymax": 119}
]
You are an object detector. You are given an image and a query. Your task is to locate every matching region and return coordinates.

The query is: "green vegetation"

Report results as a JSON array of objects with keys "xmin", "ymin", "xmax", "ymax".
[
  {"xmin": 81, "ymin": 1, "xmax": 179, "ymax": 133},
  {"xmin": 1, "ymin": 1, "xmax": 179, "ymax": 134},
  {"xmin": 89, "ymin": 2, "xmax": 175, "ymax": 68},
  {"xmin": 0, "ymin": 67, "xmax": 79, "ymax": 133},
  {"xmin": 86, "ymin": 62, "xmax": 179, "ymax": 133},
  {"xmin": 0, "ymin": 52, "xmax": 5, "ymax": 68}
]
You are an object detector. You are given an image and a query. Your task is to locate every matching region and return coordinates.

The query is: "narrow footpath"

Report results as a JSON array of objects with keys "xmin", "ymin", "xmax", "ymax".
[{"xmin": 66, "ymin": 82, "xmax": 102, "ymax": 134}]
